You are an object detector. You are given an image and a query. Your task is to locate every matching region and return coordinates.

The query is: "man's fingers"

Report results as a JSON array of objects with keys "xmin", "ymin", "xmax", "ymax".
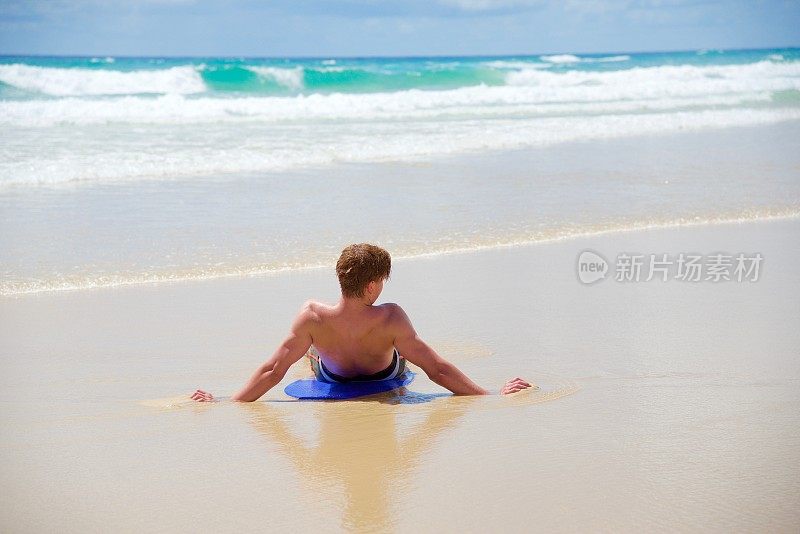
[
  {"xmin": 191, "ymin": 390, "xmax": 215, "ymax": 401},
  {"xmin": 507, "ymin": 378, "xmax": 532, "ymax": 387},
  {"xmin": 500, "ymin": 381, "xmax": 535, "ymax": 394}
]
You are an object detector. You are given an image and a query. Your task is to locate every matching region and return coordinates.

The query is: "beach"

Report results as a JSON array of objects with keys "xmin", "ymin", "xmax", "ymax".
[{"xmin": 2, "ymin": 218, "xmax": 799, "ymax": 532}]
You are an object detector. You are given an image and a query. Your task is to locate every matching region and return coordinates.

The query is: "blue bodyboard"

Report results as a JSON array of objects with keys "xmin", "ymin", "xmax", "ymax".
[{"xmin": 284, "ymin": 371, "xmax": 416, "ymax": 400}]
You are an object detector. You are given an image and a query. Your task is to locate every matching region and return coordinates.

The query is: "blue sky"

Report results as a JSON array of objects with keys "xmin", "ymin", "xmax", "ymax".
[{"xmin": 1, "ymin": 0, "xmax": 798, "ymax": 57}]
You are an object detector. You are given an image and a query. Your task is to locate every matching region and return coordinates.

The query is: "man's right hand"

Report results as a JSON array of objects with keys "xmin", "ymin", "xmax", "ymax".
[{"xmin": 500, "ymin": 377, "xmax": 535, "ymax": 395}]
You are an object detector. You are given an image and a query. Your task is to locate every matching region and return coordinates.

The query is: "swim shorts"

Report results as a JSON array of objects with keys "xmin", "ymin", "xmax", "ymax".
[{"xmin": 307, "ymin": 346, "xmax": 406, "ymax": 383}]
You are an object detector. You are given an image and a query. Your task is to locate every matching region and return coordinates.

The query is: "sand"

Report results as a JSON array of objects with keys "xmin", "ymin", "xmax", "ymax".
[{"xmin": 1, "ymin": 218, "xmax": 799, "ymax": 532}]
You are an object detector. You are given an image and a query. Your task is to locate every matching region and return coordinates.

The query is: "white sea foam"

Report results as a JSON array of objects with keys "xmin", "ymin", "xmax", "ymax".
[
  {"xmin": 541, "ymin": 54, "xmax": 581, "ymax": 63},
  {"xmin": 0, "ymin": 64, "xmax": 206, "ymax": 96},
  {"xmin": 483, "ymin": 60, "xmax": 550, "ymax": 69},
  {"xmin": 0, "ymin": 90, "xmax": 774, "ymax": 127},
  {"xmin": 539, "ymin": 54, "xmax": 630, "ymax": 64},
  {"xmin": 504, "ymin": 60, "xmax": 800, "ymax": 94},
  {"xmin": 594, "ymin": 55, "xmax": 631, "ymax": 62},
  {"xmin": 247, "ymin": 66, "xmax": 304, "ymax": 90},
  {"xmin": 2, "ymin": 107, "xmax": 799, "ymax": 187}
]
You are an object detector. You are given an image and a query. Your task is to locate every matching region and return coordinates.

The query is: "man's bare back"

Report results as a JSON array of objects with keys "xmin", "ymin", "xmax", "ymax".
[
  {"xmin": 191, "ymin": 244, "xmax": 533, "ymax": 402},
  {"xmin": 302, "ymin": 299, "xmax": 400, "ymax": 377}
]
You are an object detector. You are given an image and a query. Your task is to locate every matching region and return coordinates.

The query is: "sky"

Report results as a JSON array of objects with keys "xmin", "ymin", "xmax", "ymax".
[{"xmin": 0, "ymin": 0, "xmax": 798, "ymax": 57}]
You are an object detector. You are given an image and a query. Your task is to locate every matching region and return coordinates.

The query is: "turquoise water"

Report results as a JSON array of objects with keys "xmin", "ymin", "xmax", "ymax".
[
  {"xmin": 1, "ymin": 48, "xmax": 799, "ymax": 294},
  {"xmin": 2, "ymin": 48, "xmax": 798, "ymax": 98}
]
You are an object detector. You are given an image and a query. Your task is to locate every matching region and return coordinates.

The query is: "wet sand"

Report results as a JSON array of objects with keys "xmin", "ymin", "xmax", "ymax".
[{"xmin": 1, "ymin": 218, "xmax": 799, "ymax": 532}]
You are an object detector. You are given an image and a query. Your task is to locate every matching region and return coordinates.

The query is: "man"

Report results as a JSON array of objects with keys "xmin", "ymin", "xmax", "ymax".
[{"xmin": 191, "ymin": 243, "xmax": 533, "ymax": 402}]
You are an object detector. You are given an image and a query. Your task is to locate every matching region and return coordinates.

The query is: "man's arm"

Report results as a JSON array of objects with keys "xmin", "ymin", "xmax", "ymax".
[
  {"xmin": 230, "ymin": 304, "xmax": 315, "ymax": 401},
  {"xmin": 390, "ymin": 305, "xmax": 532, "ymax": 395},
  {"xmin": 192, "ymin": 303, "xmax": 315, "ymax": 403}
]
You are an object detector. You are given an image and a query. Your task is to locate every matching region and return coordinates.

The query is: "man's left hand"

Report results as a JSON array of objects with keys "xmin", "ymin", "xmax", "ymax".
[{"xmin": 191, "ymin": 389, "xmax": 215, "ymax": 402}]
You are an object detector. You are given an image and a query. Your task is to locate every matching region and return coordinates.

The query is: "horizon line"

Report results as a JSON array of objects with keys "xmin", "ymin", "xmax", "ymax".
[{"xmin": 0, "ymin": 45, "xmax": 798, "ymax": 61}]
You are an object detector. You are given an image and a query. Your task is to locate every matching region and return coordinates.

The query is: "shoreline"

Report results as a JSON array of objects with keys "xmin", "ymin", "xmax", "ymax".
[{"xmin": 4, "ymin": 210, "xmax": 799, "ymax": 298}]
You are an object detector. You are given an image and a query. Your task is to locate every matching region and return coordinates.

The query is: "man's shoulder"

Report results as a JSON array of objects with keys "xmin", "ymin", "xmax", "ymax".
[
  {"xmin": 298, "ymin": 300, "xmax": 329, "ymax": 322},
  {"xmin": 376, "ymin": 302, "xmax": 409, "ymax": 323}
]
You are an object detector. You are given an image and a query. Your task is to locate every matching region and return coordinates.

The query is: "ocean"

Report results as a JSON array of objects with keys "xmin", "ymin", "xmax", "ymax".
[{"xmin": 1, "ymin": 48, "xmax": 799, "ymax": 295}]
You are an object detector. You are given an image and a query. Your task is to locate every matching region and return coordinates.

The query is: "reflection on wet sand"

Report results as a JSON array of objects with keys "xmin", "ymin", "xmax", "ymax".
[{"xmin": 244, "ymin": 391, "xmax": 475, "ymax": 532}]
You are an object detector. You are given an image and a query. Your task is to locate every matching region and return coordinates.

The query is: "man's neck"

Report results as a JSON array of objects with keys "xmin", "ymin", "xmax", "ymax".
[{"xmin": 338, "ymin": 295, "xmax": 372, "ymax": 312}]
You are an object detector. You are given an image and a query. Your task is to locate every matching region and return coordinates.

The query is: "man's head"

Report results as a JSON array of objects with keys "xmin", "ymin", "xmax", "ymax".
[{"xmin": 336, "ymin": 243, "xmax": 391, "ymax": 302}]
